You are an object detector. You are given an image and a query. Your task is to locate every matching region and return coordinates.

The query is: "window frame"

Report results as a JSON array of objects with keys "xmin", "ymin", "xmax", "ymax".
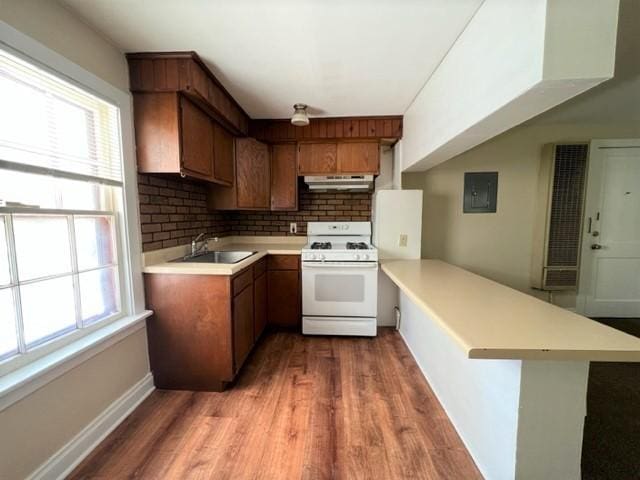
[
  {"xmin": 0, "ymin": 208, "xmax": 123, "ymax": 361},
  {"xmin": 0, "ymin": 24, "xmax": 146, "ymax": 379}
]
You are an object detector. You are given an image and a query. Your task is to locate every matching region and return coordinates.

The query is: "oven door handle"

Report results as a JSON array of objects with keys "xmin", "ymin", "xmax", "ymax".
[{"xmin": 302, "ymin": 262, "xmax": 379, "ymax": 269}]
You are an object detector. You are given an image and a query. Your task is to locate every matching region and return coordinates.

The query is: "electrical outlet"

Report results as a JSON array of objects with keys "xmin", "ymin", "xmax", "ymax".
[
  {"xmin": 290, "ymin": 222, "xmax": 297, "ymax": 234},
  {"xmin": 399, "ymin": 234, "xmax": 408, "ymax": 247}
]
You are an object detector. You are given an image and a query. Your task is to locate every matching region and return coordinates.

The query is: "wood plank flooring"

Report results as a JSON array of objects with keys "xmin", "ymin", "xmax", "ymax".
[{"xmin": 69, "ymin": 329, "xmax": 482, "ymax": 480}]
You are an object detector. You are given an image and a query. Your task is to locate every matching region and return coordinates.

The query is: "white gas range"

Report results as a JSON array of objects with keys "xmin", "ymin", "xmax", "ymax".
[{"xmin": 302, "ymin": 222, "xmax": 378, "ymax": 337}]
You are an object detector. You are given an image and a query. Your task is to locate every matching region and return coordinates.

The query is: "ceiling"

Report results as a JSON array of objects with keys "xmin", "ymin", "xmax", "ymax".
[
  {"xmin": 530, "ymin": 0, "xmax": 640, "ymax": 125},
  {"xmin": 59, "ymin": 0, "xmax": 483, "ymax": 119}
]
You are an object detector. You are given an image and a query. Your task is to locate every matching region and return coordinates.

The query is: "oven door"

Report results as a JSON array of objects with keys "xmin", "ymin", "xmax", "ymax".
[{"xmin": 302, "ymin": 261, "xmax": 378, "ymax": 317}]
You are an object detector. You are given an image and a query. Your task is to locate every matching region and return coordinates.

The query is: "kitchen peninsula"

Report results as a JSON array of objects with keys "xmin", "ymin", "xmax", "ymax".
[{"xmin": 382, "ymin": 259, "xmax": 640, "ymax": 480}]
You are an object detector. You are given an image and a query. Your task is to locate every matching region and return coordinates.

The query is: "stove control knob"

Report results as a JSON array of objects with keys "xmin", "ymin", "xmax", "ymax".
[
  {"xmin": 363, "ymin": 254, "xmax": 369, "ymax": 260},
  {"xmin": 354, "ymin": 253, "xmax": 361, "ymax": 260},
  {"xmin": 320, "ymin": 254, "xmax": 326, "ymax": 261},
  {"xmin": 311, "ymin": 254, "xmax": 317, "ymax": 260}
]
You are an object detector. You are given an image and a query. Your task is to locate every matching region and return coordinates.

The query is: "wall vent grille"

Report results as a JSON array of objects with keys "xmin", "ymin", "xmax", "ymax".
[
  {"xmin": 531, "ymin": 143, "xmax": 589, "ymax": 291},
  {"xmin": 546, "ymin": 144, "xmax": 588, "ymax": 269},
  {"xmin": 544, "ymin": 268, "xmax": 579, "ymax": 289}
]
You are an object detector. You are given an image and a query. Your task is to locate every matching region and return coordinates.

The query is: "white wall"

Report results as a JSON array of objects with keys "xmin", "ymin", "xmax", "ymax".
[
  {"xmin": 0, "ymin": 2, "xmax": 150, "ymax": 479},
  {"xmin": 402, "ymin": 0, "xmax": 619, "ymax": 171},
  {"xmin": 374, "ymin": 145, "xmax": 395, "ymax": 190},
  {"xmin": 399, "ymin": 292, "xmax": 522, "ymax": 480}
]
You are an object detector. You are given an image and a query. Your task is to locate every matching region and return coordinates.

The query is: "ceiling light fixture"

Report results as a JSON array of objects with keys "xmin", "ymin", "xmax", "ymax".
[{"xmin": 291, "ymin": 103, "xmax": 310, "ymax": 127}]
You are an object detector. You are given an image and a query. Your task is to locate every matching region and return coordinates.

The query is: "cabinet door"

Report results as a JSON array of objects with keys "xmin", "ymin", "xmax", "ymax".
[
  {"xmin": 236, "ymin": 138, "xmax": 270, "ymax": 209},
  {"xmin": 180, "ymin": 96, "xmax": 214, "ymax": 179},
  {"xmin": 267, "ymin": 270, "xmax": 300, "ymax": 328},
  {"xmin": 254, "ymin": 272, "xmax": 267, "ymax": 340},
  {"xmin": 271, "ymin": 143, "xmax": 298, "ymax": 210},
  {"xmin": 298, "ymin": 143, "xmax": 337, "ymax": 175},
  {"xmin": 337, "ymin": 142, "xmax": 380, "ymax": 174},
  {"xmin": 212, "ymin": 122, "xmax": 234, "ymax": 185},
  {"xmin": 233, "ymin": 284, "xmax": 254, "ymax": 371}
]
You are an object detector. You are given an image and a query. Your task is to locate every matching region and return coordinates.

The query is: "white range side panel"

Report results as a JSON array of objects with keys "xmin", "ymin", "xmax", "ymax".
[
  {"xmin": 372, "ymin": 190, "xmax": 423, "ymax": 259},
  {"xmin": 377, "ymin": 270, "xmax": 399, "ymax": 327}
]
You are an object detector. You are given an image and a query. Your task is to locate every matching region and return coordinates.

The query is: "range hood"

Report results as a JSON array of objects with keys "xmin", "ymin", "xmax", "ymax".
[{"xmin": 304, "ymin": 175, "xmax": 374, "ymax": 191}]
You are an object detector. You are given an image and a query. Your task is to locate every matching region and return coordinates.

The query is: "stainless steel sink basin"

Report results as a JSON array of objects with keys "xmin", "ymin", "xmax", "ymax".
[{"xmin": 172, "ymin": 251, "xmax": 257, "ymax": 264}]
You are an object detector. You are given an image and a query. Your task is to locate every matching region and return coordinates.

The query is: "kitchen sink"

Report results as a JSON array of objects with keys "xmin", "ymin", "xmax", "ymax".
[{"xmin": 172, "ymin": 251, "xmax": 257, "ymax": 264}]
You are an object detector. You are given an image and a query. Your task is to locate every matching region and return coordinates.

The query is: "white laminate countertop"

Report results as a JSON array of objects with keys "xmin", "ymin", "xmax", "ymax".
[
  {"xmin": 381, "ymin": 259, "xmax": 640, "ymax": 362},
  {"xmin": 142, "ymin": 236, "xmax": 304, "ymax": 275}
]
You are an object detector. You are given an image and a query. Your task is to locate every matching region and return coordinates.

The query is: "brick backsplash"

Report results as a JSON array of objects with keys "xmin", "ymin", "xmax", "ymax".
[
  {"xmin": 138, "ymin": 176, "xmax": 372, "ymax": 251},
  {"xmin": 227, "ymin": 189, "xmax": 371, "ymax": 236},
  {"xmin": 138, "ymin": 174, "xmax": 230, "ymax": 252}
]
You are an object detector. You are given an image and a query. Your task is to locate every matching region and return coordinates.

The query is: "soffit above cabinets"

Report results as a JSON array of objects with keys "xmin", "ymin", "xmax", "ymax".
[{"xmin": 59, "ymin": 0, "xmax": 483, "ymax": 118}]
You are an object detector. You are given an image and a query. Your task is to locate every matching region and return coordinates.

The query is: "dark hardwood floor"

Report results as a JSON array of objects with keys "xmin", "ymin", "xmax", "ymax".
[
  {"xmin": 69, "ymin": 329, "xmax": 481, "ymax": 480},
  {"xmin": 582, "ymin": 318, "xmax": 640, "ymax": 480}
]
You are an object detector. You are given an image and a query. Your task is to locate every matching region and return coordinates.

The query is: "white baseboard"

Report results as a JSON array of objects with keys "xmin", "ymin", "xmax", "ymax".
[{"xmin": 27, "ymin": 373, "xmax": 155, "ymax": 480}]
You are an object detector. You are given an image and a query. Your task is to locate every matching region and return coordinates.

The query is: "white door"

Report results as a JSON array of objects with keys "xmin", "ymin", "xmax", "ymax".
[{"xmin": 577, "ymin": 139, "xmax": 640, "ymax": 317}]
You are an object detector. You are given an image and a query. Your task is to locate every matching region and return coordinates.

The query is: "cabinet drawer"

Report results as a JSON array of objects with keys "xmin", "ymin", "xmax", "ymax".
[
  {"xmin": 232, "ymin": 268, "xmax": 253, "ymax": 295},
  {"xmin": 253, "ymin": 258, "xmax": 267, "ymax": 278},
  {"xmin": 267, "ymin": 255, "xmax": 299, "ymax": 271}
]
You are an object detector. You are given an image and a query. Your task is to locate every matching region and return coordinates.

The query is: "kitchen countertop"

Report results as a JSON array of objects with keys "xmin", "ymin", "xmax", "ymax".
[
  {"xmin": 142, "ymin": 236, "xmax": 304, "ymax": 276},
  {"xmin": 381, "ymin": 259, "xmax": 640, "ymax": 362}
]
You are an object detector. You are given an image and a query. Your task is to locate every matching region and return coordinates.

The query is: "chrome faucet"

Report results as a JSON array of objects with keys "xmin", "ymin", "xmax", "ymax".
[{"xmin": 191, "ymin": 233, "xmax": 208, "ymax": 256}]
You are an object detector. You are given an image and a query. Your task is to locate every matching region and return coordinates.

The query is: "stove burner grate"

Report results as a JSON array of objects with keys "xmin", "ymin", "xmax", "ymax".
[{"xmin": 346, "ymin": 242, "xmax": 369, "ymax": 250}]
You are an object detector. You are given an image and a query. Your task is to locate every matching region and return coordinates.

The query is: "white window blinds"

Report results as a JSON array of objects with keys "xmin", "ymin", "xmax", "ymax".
[{"xmin": 0, "ymin": 48, "xmax": 123, "ymax": 185}]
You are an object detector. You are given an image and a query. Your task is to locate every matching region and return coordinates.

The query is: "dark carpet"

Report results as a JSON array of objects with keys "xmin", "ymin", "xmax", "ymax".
[{"xmin": 581, "ymin": 318, "xmax": 640, "ymax": 480}]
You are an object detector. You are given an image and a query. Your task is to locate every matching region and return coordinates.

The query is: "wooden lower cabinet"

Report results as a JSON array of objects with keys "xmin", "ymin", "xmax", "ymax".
[
  {"xmin": 145, "ymin": 263, "xmax": 257, "ymax": 392},
  {"xmin": 267, "ymin": 255, "xmax": 301, "ymax": 328},
  {"xmin": 145, "ymin": 273, "xmax": 234, "ymax": 392},
  {"xmin": 254, "ymin": 270, "xmax": 267, "ymax": 339},
  {"xmin": 233, "ymin": 283, "xmax": 254, "ymax": 371},
  {"xmin": 144, "ymin": 254, "xmax": 300, "ymax": 392}
]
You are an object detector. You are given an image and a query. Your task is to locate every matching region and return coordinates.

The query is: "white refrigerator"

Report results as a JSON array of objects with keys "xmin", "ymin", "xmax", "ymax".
[{"xmin": 372, "ymin": 189, "xmax": 423, "ymax": 326}]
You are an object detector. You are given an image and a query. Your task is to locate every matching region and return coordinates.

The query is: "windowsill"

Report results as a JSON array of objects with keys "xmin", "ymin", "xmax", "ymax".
[{"xmin": 0, "ymin": 310, "xmax": 152, "ymax": 412}]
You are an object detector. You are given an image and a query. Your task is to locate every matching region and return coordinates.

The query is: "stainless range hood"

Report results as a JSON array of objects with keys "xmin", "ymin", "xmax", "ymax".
[{"xmin": 304, "ymin": 175, "xmax": 374, "ymax": 191}]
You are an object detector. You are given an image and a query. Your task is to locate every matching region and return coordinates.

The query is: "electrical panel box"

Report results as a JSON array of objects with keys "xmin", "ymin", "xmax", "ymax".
[{"xmin": 463, "ymin": 172, "xmax": 498, "ymax": 213}]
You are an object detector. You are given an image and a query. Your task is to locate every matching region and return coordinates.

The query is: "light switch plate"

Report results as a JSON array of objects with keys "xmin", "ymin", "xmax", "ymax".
[{"xmin": 399, "ymin": 234, "xmax": 408, "ymax": 247}]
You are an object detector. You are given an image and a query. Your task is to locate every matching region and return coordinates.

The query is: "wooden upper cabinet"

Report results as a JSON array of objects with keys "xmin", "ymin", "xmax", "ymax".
[
  {"xmin": 133, "ymin": 93, "xmax": 180, "ymax": 174},
  {"xmin": 236, "ymin": 138, "xmax": 270, "ymax": 209},
  {"xmin": 297, "ymin": 141, "xmax": 379, "ymax": 175},
  {"xmin": 270, "ymin": 144, "xmax": 298, "ymax": 210},
  {"xmin": 212, "ymin": 123, "xmax": 234, "ymax": 186},
  {"xmin": 127, "ymin": 52, "xmax": 249, "ymax": 136},
  {"xmin": 297, "ymin": 142, "xmax": 338, "ymax": 175},
  {"xmin": 337, "ymin": 141, "xmax": 380, "ymax": 174},
  {"xmin": 180, "ymin": 96, "xmax": 213, "ymax": 179},
  {"xmin": 209, "ymin": 138, "xmax": 271, "ymax": 210},
  {"xmin": 132, "ymin": 92, "xmax": 235, "ymax": 185}
]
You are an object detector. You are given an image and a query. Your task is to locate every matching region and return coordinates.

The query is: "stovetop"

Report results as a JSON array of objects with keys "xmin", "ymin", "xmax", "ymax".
[{"xmin": 303, "ymin": 222, "xmax": 378, "ymax": 262}]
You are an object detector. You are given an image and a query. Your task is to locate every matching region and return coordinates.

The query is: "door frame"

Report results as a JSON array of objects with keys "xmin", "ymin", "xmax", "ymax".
[{"xmin": 576, "ymin": 138, "xmax": 640, "ymax": 315}]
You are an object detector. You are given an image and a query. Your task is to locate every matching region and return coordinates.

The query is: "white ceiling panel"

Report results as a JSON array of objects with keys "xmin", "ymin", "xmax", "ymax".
[{"xmin": 60, "ymin": 0, "xmax": 483, "ymax": 118}]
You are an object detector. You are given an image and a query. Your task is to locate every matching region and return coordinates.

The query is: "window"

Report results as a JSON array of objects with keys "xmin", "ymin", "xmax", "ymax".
[{"xmin": 0, "ymin": 47, "xmax": 127, "ymax": 364}]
